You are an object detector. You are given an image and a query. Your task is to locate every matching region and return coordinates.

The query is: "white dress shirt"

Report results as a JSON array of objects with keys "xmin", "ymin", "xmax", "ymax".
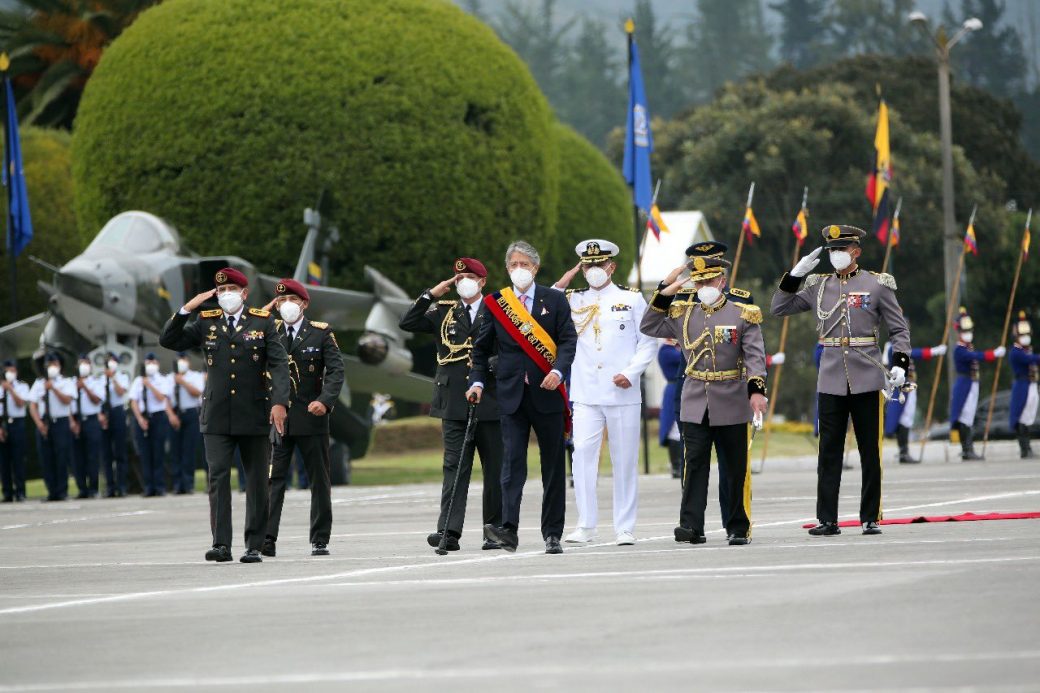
[
  {"xmin": 129, "ymin": 374, "xmax": 174, "ymax": 415},
  {"xmin": 29, "ymin": 377, "xmax": 77, "ymax": 419},
  {"xmin": 1, "ymin": 380, "xmax": 31, "ymax": 419}
]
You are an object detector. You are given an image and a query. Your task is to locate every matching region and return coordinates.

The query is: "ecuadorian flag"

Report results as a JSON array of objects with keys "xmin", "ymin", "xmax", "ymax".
[
  {"xmin": 866, "ymin": 98, "xmax": 892, "ymax": 245},
  {"xmin": 963, "ymin": 221, "xmax": 978, "ymax": 256},
  {"xmin": 792, "ymin": 208, "xmax": 809, "ymax": 246},
  {"xmin": 742, "ymin": 206, "xmax": 761, "ymax": 244},
  {"xmin": 647, "ymin": 202, "xmax": 669, "ymax": 240}
]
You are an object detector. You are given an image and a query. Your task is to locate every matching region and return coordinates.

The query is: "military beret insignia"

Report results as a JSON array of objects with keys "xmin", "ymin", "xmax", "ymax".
[
  {"xmin": 276, "ymin": 282, "xmax": 286, "ymax": 294},
  {"xmin": 455, "ymin": 259, "xmax": 466, "ymax": 272},
  {"xmin": 215, "ymin": 271, "xmax": 227, "ymax": 284}
]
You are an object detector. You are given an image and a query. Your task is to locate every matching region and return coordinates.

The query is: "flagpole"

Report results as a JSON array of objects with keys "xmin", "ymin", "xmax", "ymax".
[
  {"xmin": 919, "ymin": 206, "xmax": 973, "ymax": 457},
  {"xmin": 730, "ymin": 182, "xmax": 754, "ymax": 286},
  {"xmin": 881, "ymin": 196, "xmax": 901, "ymax": 274},
  {"xmin": 1, "ymin": 56, "xmax": 16, "ymax": 323},
  {"xmin": 980, "ymin": 209, "xmax": 1030, "ymax": 456}
]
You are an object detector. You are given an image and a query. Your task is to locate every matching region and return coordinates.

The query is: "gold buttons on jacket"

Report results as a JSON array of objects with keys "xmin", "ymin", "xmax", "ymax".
[{"xmin": 231, "ymin": 389, "xmax": 236, "ymax": 395}]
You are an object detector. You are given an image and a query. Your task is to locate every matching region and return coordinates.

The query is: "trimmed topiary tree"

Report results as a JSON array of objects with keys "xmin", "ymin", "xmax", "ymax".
[
  {"xmin": 0, "ymin": 127, "xmax": 83, "ymax": 320},
  {"xmin": 71, "ymin": 0, "xmax": 558, "ymax": 295},
  {"xmin": 541, "ymin": 122, "xmax": 633, "ymax": 284}
]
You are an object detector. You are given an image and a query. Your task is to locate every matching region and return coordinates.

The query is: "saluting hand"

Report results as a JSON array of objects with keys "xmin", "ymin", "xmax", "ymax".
[
  {"xmin": 182, "ymin": 289, "xmax": 216, "ymax": 313},
  {"xmin": 430, "ymin": 274, "xmax": 462, "ymax": 298},
  {"xmin": 659, "ymin": 265, "xmax": 690, "ymax": 297},
  {"xmin": 554, "ymin": 261, "xmax": 583, "ymax": 290}
]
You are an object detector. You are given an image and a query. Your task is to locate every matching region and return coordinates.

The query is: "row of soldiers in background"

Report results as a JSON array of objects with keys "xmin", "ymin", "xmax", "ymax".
[{"xmin": 0, "ymin": 351, "xmax": 206, "ymax": 503}]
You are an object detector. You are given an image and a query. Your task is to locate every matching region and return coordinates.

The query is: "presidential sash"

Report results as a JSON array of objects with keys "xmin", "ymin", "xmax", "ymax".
[{"xmin": 483, "ymin": 288, "xmax": 571, "ymax": 433}]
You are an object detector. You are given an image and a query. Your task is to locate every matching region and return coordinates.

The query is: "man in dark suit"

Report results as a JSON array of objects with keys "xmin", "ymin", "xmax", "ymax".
[
  {"xmin": 160, "ymin": 267, "xmax": 289, "ymax": 564},
  {"xmin": 400, "ymin": 257, "xmax": 503, "ymax": 552},
  {"xmin": 466, "ymin": 241, "xmax": 577, "ymax": 554},
  {"xmin": 261, "ymin": 278, "xmax": 344, "ymax": 557}
]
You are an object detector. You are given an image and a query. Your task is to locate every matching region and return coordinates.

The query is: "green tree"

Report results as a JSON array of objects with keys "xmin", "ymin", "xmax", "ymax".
[
  {"xmin": 680, "ymin": 0, "xmax": 774, "ymax": 104},
  {"xmin": 557, "ymin": 17, "xmax": 624, "ymax": 148},
  {"xmin": 823, "ymin": 0, "xmax": 927, "ymax": 57},
  {"xmin": 944, "ymin": 0, "xmax": 1027, "ymax": 98},
  {"xmin": 629, "ymin": 0, "xmax": 684, "ymax": 118},
  {"xmin": 0, "ymin": 127, "xmax": 82, "ymax": 321},
  {"xmin": 770, "ymin": 0, "xmax": 829, "ymax": 69},
  {"xmin": 71, "ymin": 0, "xmax": 559, "ymax": 298},
  {"xmin": 494, "ymin": 0, "xmax": 575, "ymax": 109}
]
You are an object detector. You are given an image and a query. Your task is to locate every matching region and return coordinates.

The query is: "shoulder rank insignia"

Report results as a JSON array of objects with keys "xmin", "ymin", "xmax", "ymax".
[
  {"xmin": 566, "ymin": 287, "xmax": 589, "ymax": 296},
  {"xmin": 676, "ymin": 287, "xmax": 696, "ymax": 296},
  {"xmin": 199, "ymin": 308, "xmax": 223, "ymax": 318},
  {"xmin": 803, "ymin": 273, "xmax": 826, "ymax": 288},
  {"xmin": 615, "ymin": 284, "xmax": 641, "ymax": 293},
  {"xmin": 437, "ymin": 299, "xmax": 457, "ymax": 306},
  {"xmin": 310, "ymin": 321, "xmax": 329, "ymax": 329},
  {"xmin": 734, "ymin": 302, "xmax": 763, "ymax": 325},
  {"xmin": 668, "ymin": 301, "xmax": 690, "ymax": 319},
  {"xmin": 248, "ymin": 307, "xmax": 271, "ymax": 318},
  {"xmin": 870, "ymin": 271, "xmax": 897, "ymax": 290},
  {"xmin": 728, "ymin": 287, "xmax": 751, "ymax": 299}
]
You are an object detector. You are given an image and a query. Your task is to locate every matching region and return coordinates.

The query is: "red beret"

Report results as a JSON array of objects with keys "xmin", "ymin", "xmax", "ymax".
[
  {"xmin": 214, "ymin": 267, "xmax": 248, "ymax": 288},
  {"xmin": 454, "ymin": 257, "xmax": 487, "ymax": 278},
  {"xmin": 275, "ymin": 278, "xmax": 310, "ymax": 302}
]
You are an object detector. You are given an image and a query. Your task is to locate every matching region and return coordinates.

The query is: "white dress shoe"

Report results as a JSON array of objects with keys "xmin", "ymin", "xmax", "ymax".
[
  {"xmin": 564, "ymin": 527, "xmax": 598, "ymax": 543},
  {"xmin": 615, "ymin": 531, "xmax": 636, "ymax": 546}
]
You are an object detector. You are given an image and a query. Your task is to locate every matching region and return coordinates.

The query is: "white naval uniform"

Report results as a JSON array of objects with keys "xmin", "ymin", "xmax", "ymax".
[{"xmin": 562, "ymin": 282, "xmax": 657, "ymax": 534}]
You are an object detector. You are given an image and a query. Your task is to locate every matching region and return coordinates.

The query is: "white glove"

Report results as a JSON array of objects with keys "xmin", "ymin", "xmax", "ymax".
[
  {"xmin": 790, "ymin": 247, "xmax": 823, "ymax": 278},
  {"xmin": 752, "ymin": 410, "xmax": 764, "ymax": 429},
  {"xmin": 887, "ymin": 366, "xmax": 906, "ymax": 388},
  {"xmin": 771, "ymin": 351, "xmax": 785, "ymax": 365},
  {"xmin": 932, "ymin": 344, "xmax": 947, "ymax": 357},
  {"xmin": 993, "ymin": 346, "xmax": 1006, "ymax": 358}
]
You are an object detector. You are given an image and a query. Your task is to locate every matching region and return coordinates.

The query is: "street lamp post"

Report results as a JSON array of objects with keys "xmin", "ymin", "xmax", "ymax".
[{"xmin": 908, "ymin": 11, "xmax": 982, "ymax": 394}]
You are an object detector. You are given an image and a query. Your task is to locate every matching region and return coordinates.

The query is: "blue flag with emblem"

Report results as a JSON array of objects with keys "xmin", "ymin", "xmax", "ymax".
[
  {"xmin": 3, "ymin": 72, "xmax": 33, "ymax": 258},
  {"xmin": 622, "ymin": 28, "xmax": 653, "ymax": 214}
]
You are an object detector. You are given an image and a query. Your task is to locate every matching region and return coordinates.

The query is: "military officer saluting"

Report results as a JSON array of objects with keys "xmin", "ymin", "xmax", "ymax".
[
  {"xmin": 261, "ymin": 278, "xmax": 344, "ymax": 558},
  {"xmin": 771, "ymin": 225, "xmax": 910, "ymax": 536},
  {"xmin": 399, "ymin": 258, "xmax": 503, "ymax": 551},
  {"xmin": 552, "ymin": 239, "xmax": 657, "ymax": 546},
  {"xmin": 160, "ymin": 267, "xmax": 289, "ymax": 563},
  {"xmin": 640, "ymin": 251, "xmax": 768, "ymax": 546}
]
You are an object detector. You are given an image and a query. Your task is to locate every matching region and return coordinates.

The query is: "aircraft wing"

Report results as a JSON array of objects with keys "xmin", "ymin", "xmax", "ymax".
[
  {"xmin": 257, "ymin": 274, "xmax": 376, "ymax": 329},
  {"xmin": 0, "ymin": 312, "xmax": 48, "ymax": 359},
  {"xmin": 342, "ymin": 355, "xmax": 433, "ymax": 402}
]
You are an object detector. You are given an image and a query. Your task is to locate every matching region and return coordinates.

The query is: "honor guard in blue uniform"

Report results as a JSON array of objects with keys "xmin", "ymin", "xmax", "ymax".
[
  {"xmin": 949, "ymin": 308, "xmax": 1005, "ymax": 460},
  {"xmin": 29, "ymin": 353, "xmax": 76, "ymax": 501},
  {"xmin": 160, "ymin": 267, "xmax": 290, "ymax": 563},
  {"xmin": 772, "ymin": 225, "xmax": 911, "ymax": 537},
  {"xmin": 262, "ymin": 278, "xmax": 344, "ymax": 557},
  {"xmin": 170, "ymin": 352, "xmax": 206, "ymax": 493},
  {"xmin": 882, "ymin": 336, "xmax": 946, "ymax": 464},
  {"xmin": 400, "ymin": 258, "xmax": 503, "ymax": 552},
  {"xmin": 70, "ymin": 354, "xmax": 105, "ymax": 498},
  {"xmin": 129, "ymin": 353, "xmax": 176, "ymax": 496},
  {"xmin": 657, "ymin": 340, "xmax": 683, "ymax": 478},
  {"xmin": 99, "ymin": 353, "xmax": 130, "ymax": 497},
  {"xmin": 1008, "ymin": 312, "xmax": 1039, "ymax": 458},
  {"xmin": 1, "ymin": 360, "xmax": 31, "ymax": 502}
]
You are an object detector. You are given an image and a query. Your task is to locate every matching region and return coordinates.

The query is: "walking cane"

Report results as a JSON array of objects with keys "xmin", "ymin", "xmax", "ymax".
[{"xmin": 435, "ymin": 396, "xmax": 479, "ymax": 556}]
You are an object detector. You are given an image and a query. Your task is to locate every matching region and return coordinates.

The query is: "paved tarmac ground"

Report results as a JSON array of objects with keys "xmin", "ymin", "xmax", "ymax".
[{"xmin": 1, "ymin": 441, "xmax": 1038, "ymax": 692}]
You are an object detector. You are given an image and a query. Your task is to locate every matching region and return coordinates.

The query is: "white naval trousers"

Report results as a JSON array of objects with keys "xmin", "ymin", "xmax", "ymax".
[{"xmin": 570, "ymin": 402, "xmax": 640, "ymax": 533}]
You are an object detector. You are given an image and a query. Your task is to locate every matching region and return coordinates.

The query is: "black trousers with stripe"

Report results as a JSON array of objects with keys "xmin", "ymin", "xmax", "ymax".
[
  {"xmin": 679, "ymin": 411, "xmax": 751, "ymax": 538},
  {"xmin": 817, "ymin": 389, "xmax": 883, "ymax": 524}
]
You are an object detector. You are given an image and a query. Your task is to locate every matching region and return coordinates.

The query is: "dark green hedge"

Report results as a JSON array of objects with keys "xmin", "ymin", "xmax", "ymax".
[
  {"xmin": 71, "ymin": 0, "xmax": 558, "ymax": 296},
  {"xmin": 0, "ymin": 127, "xmax": 83, "ymax": 320},
  {"xmin": 540, "ymin": 122, "xmax": 633, "ymax": 284}
]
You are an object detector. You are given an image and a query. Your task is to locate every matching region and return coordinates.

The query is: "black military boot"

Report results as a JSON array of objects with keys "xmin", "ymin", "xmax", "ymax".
[
  {"xmin": 959, "ymin": 423, "xmax": 984, "ymax": 460},
  {"xmin": 897, "ymin": 425, "xmax": 919, "ymax": 464},
  {"xmin": 667, "ymin": 440, "xmax": 682, "ymax": 479},
  {"xmin": 1018, "ymin": 424, "xmax": 1035, "ymax": 459}
]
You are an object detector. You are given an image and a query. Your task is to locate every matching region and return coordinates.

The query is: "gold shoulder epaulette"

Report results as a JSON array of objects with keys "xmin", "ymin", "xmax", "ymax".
[
  {"xmin": 804, "ymin": 273, "xmax": 825, "ymax": 288},
  {"xmin": 248, "ymin": 307, "xmax": 270, "ymax": 318},
  {"xmin": 200, "ymin": 309, "xmax": 223, "ymax": 318},
  {"xmin": 734, "ymin": 302, "xmax": 763, "ymax": 325},
  {"xmin": 870, "ymin": 271, "xmax": 897, "ymax": 290},
  {"xmin": 728, "ymin": 287, "xmax": 751, "ymax": 299},
  {"xmin": 668, "ymin": 301, "xmax": 690, "ymax": 318},
  {"xmin": 676, "ymin": 287, "xmax": 696, "ymax": 296},
  {"xmin": 615, "ymin": 284, "xmax": 640, "ymax": 293},
  {"xmin": 566, "ymin": 287, "xmax": 588, "ymax": 296},
  {"xmin": 310, "ymin": 321, "xmax": 329, "ymax": 329}
]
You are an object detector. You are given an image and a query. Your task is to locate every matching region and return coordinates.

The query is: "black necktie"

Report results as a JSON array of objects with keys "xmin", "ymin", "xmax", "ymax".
[
  {"xmin": 286, "ymin": 326, "xmax": 294, "ymax": 343},
  {"xmin": 42, "ymin": 384, "xmax": 51, "ymax": 423},
  {"xmin": 2, "ymin": 386, "xmax": 7, "ymax": 419},
  {"xmin": 174, "ymin": 377, "xmax": 181, "ymax": 414},
  {"xmin": 141, "ymin": 378, "xmax": 149, "ymax": 416},
  {"xmin": 104, "ymin": 375, "xmax": 112, "ymax": 414},
  {"xmin": 228, "ymin": 315, "xmax": 236, "ymax": 331},
  {"xmin": 77, "ymin": 386, "xmax": 84, "ymax": 423}
]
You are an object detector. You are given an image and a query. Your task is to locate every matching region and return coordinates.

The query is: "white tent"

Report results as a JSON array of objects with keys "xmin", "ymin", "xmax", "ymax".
[{"xmin": 627, "ymin": 211, "xmax": 713, "ymax": 289}]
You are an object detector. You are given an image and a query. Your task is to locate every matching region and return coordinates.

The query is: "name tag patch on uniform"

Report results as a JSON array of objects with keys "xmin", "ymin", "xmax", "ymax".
[
  {"xmin": 847, "ymin": 292, "xmax": 871, "ymax": 309},
  {"xmin": 714, "ymin": 326, "xmax": 738, "ymax": 344}
]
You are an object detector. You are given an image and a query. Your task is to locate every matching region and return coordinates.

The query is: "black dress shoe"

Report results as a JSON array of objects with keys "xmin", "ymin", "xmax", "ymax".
[
  {"xmin": 674, "ymin": 526, "xmax": 706, "ymax": 544},
  {"xmin": 427, "ymin": 532, "xmax": 460, "ymax": 551},
  {"xmin": 1, "ymin": 497, "xmax": 12, "ymax": 503},
  {"xmin": 240, "ymin": 549, "xmax": 262, "ymax": 563},
  {"xmin": 482, "ymin": 539, "xmax": 502, "ymax": 550},
  {"xmin": 76, "ymin": 491, "xmax": 90, "ymax": 499},
  {"xmin": 261, "ymin": 539, "xmax": 276, "ymax": 557},
  {"xmin": 808, "ymin": 522, "xmax": 841, "ymax": 536},
  {"xmin": 545, "ymin": 536, "xmax": 563, "ymax": 554},
  {"xmin": 728, "ymin": 535, "xmax": 750, "ymax": 546},
  {"xmin": 898, "ymin": 454, "xmax": 920, "ymax": 464},
  {"xmin": 862, "ymin": 521, "xmax": 883, "ymax": 535},
  {"xmin": 484, "ymin": 524, "xmax": 518, "ymax": 552},
  {"xmin": 961, "ymin": 450, "xmax": 984, "ymax": 460},
  {"xmin": 205, "ymin": 545, "xmax": 232, "ymax": 562},
  {"xmin": 311, "ymin": 543, "xmax": 330, "ymax": 556}
]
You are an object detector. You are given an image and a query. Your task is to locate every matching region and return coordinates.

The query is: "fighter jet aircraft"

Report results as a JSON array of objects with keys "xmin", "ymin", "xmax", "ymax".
[{"xmin": 0, "ymin": 209, "xmax": 433, "ymax": 473}]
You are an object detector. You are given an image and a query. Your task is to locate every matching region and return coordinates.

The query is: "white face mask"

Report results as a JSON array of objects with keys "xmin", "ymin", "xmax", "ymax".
[
  {"xmin": 961, "ymin": 332, "xmax": 974, "ymax": 344},
  {"xmin": 4, "ymin": 371, "xmax": 15, "ymax": 383},
  {"xmin": 107, "ymin": 360, "xmax": 118, "ymax": 372},
  {"xmin": 1020, "ymin": 335, "xmax": 1031, "ymax": 347},
  {"xmin": 829, "ymin": 250, "xmax": 853, "ymax": 271},
  {"xmin": 145, "ymin": 363, "xmax": 159, "ymax": 377},
  {"xmin": 697, "ymin": 285, "xmax": 722, "ymax": 306},
  {"xmin": 78, "ymin": 363, "xmax": 91, "ymax": 378},
  {"xmin": 46, "ymin": 365, "xmax": 60, "ymax": 379},
  {"xmin": 278, "ymin": 301, "xmax": 302, "ymax": 324},
  {"xmin": 509, "ymin": 267, "xmax": 534, "ymax": 291},
  {"xmin": 584, "ymin": 266, "xmax": 610, "ymax": 289},
  {"xmin": 217, "ymin": 290, "xmax": 243, "ymax": 315},
  {"xmin": 456, "ymin": 277, "xmax": 480, "ymax": 300},
  {"xmin": 177, "ymin": 359, "xmax": 189, "ymax": 374}
]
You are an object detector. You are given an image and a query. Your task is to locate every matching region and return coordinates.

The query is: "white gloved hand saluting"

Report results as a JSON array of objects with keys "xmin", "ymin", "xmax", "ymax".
[
  {"xmin": 993, "ymin": 346, "xmax": 1006, "ymax": 359},
  {"xmin": 932, "ymin": 344, "xmax": 947, "ymax": 357},
  {"xmin": 770, "ymin": 351, "xmax": 785, "ymax": 365},
  {"xmin": 887, "ymin": 366, "xmax": 906, "ymax": 388},
  {"xmin": 791, "ymin": 247, "xmax": 823, "ymax": 278}
]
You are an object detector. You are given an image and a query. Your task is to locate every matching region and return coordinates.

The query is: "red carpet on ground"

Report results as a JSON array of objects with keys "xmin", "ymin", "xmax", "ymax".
[{"xmin": 800, "ymin": 512, "xmax": 1040, "ymax": 529}]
